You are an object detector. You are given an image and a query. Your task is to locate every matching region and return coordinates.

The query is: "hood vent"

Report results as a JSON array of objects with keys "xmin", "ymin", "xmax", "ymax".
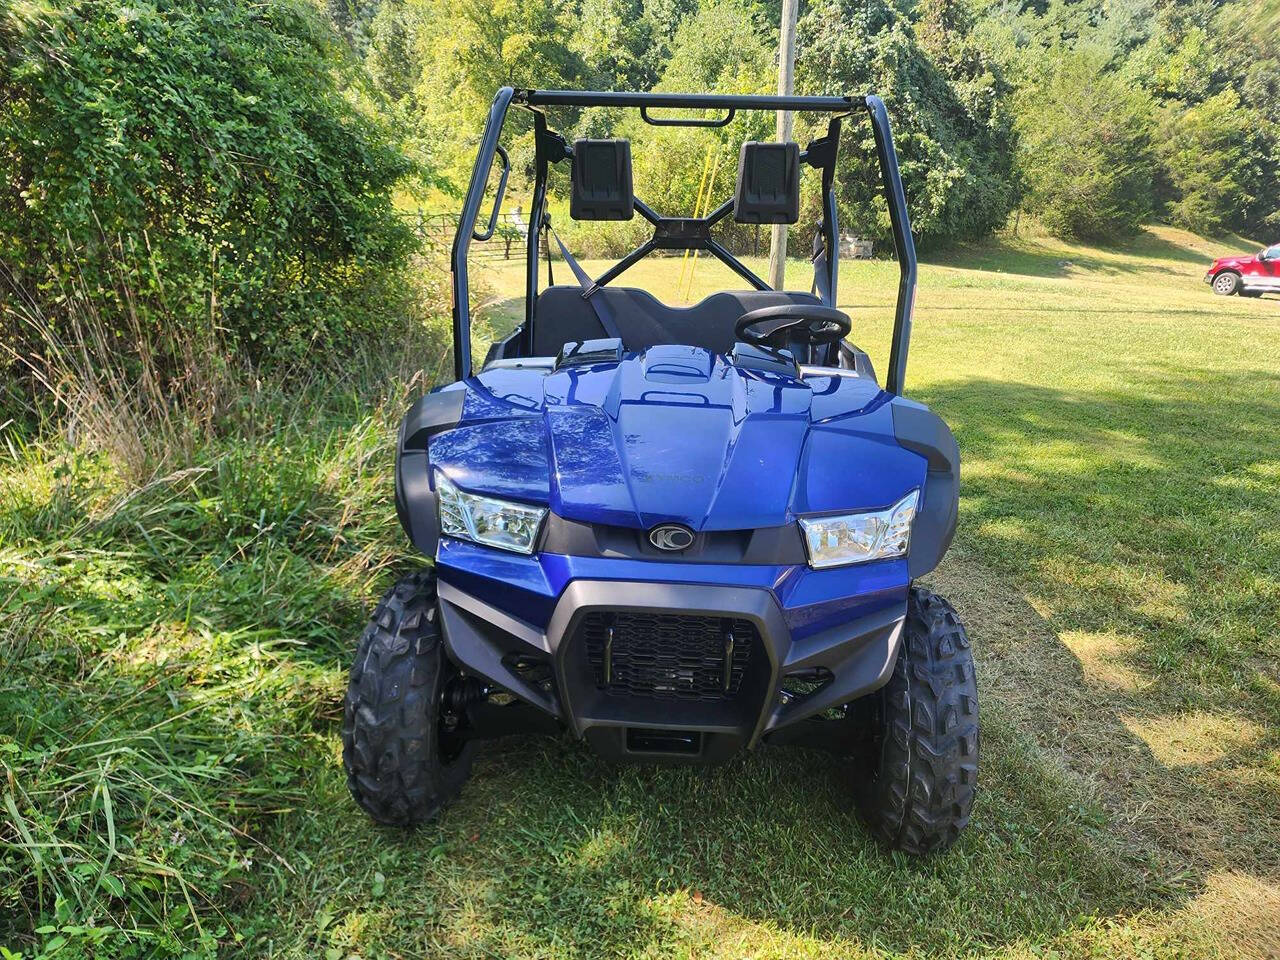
[
  {"xmin": 555, "ymin": 337, "xmax": 623, "ymax": 370},
  {"xmin": 642, "ymin": 345, "xmax": 714, "ymax": 383}
]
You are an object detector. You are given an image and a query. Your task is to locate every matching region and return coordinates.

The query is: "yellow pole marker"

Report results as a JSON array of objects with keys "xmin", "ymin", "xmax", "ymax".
[
  {"xmin": 684, "ymin": 150, "xmax": 721, "ymax": 302},
  {"xmin": 678, "ymin": 148, "xmax": 714, "ymax": 300}
]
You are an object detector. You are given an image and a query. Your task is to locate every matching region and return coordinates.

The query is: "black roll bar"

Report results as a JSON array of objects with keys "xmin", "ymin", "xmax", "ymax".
[
  {"xmin": 866, "ymin": 95, "xmax": 916, "ymax": 395},
  {"xmin": 451, "ymin": 86, "xmax": 515, "ymax": 381},
  {"xmin": 519, "ymin": 90, "xmax": 859, "ymax": 111},
  {"xmin": 450, "ymin": 87, "xmax": 918, "ymax": 396}
]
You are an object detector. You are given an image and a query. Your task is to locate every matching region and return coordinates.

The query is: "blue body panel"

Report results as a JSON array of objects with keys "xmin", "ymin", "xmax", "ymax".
[
  {"xmin": 428, "ymin": 346, "xmax": 927, "ymax": 653},
  {"xmin": 429, "ymin": 348, "xmax": 927, "ymax": 529},
  {"xmin": 435, "ymin": 538, "xmax": 907, "ymax": 644}
]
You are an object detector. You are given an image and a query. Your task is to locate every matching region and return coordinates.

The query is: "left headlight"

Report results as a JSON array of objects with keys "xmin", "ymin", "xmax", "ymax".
[
  {"xmin": 799, "ymin": 490, "xmax": 919, "ymax": 569},
  {"xmin": 435, "ymin": 470, "xmax": 547, "ymax": 555}
]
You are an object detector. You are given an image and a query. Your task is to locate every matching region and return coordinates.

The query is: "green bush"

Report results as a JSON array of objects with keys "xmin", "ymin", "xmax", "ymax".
[
  {"xmin": 0, "ymin": 0, "xmax": 418, "ymax": 374},
  {"xmin": 1013, "ymin": 46, "xmax": 1156, "ymax": 242},
  {"xmin": 1156, "ymin": 90, "xmax": 1266, "ymax": 237},
  {"xmin": 798, "ymin": 0, "xmax": 1020, "ymax": 248}
]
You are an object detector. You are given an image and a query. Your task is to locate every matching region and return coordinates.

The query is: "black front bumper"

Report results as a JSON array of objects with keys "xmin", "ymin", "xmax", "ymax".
[{"xmin": 437, "ymin": 578, "xmax": 905, "ymax": 763}]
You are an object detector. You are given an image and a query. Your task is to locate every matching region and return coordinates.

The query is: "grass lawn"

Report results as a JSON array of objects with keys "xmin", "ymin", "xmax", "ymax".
[{"xmin": 3, "ymin": 225, "xmax": 1279, "ymax": 958}]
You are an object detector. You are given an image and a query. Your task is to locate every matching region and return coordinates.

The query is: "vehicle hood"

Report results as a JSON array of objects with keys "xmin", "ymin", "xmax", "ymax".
[
  {"xmin": 428, "ymin": 346, "xmax": 927, "ymax": 531},
  {"xmin": 1212, "ymin": 255, "xmax": 1256, "ymax": 269}
]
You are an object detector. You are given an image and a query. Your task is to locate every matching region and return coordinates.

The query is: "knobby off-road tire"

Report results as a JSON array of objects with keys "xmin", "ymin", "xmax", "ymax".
[
  {"xmin": 342, "ymin": 570, "xmax": 474, "ymax": 826},
  {"xmin": 853, "ymin": 586, "xmax": 978, "ymax": 855}
]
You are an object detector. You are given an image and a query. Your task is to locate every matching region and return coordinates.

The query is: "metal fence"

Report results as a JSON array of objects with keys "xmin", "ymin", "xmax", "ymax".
[{"xmin": 400, "ymin": 211, "xmax": 531, "ymax": 262}]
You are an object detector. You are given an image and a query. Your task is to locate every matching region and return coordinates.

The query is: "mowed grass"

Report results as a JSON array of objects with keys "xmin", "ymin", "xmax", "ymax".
[{"xmin": 3, "ymin": 226, "xmax": 1279, "ymax": 958}]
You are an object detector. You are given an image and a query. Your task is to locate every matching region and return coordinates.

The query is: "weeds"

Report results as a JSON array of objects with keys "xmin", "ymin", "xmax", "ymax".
[
  {"xmin": 1, "ymin": 234, "xmax": 449, "ymax": 956},
  {"xmin": 0, "ymin": 382, "xmax": 415, "ymax": 956}
]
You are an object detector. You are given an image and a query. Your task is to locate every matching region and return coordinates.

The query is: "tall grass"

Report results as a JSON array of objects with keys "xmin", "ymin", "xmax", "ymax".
[
  {"xmin": 0, "ymin": 410, "xmax": 409, "ymax": 956},
  {"xmin": 1, "ymin": 240, "xmax": 453, "ymax": 957},
  {"xmin": 2, "ymin": 245, "xmax": 234, "ymax": 488}
]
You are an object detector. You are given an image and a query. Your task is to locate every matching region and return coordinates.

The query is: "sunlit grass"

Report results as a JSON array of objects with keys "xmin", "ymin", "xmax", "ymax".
[{"xmin": 3, "ymin": 225, "xmax": 1278, "ymax": 958}]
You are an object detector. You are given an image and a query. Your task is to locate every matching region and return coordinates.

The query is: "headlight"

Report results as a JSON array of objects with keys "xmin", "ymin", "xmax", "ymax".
[
  {"xmin": 799, "ymin": 490, "xmax": 919, "ymax": 569},
  {"xmin": 435, "ymin": 471, "xmax": 547, "ymax": 555}
]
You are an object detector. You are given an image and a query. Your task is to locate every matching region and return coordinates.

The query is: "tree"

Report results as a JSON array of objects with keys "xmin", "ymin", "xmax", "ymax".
[
  {"xmin": 798, "ymin": 0, "xmax": 1020, "ymax": 246},
  {"xmin": 570, "ymin": 0, "xmax": 659, "ymax": 90},
  {"xmin": 367, "ymin": 0, "xmax": 418, "ymax": 102},
  {"xmin": 1156, "ymin": 89, "xmax": 1269, "ymax": 235},
  {"xmin": 620, "ymin": 0, "xmax": 775, "ymax": 221},
  {"xmin": 1014, "ymin": 46, "xmax": 1155, "ymax": 240},
  {"xmin": 656, "ymin": 0, "xmax": 775, "ymax": 93},
  {"xmin": 442, "ymin": 0, "xmax": 588, "ymax": 106}
]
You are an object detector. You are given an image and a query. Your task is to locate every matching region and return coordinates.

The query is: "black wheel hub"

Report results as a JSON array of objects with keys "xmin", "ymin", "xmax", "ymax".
[{"xmin": 439, "ymin": 674, "xmax": 488, "ymax": 762}]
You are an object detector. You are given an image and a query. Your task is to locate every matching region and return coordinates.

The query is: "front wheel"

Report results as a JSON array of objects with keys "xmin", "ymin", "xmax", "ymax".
[
  {"xmin": 850, "ymin": 586, "xmax": 979, "ymax": 854},
  {"xmin": 342, "ymin": 570, "xmax": 474, "ymax": 826},
  {"xmin": 1212, "ymin": 272, "xmax": 1241, "ymax": 296}
]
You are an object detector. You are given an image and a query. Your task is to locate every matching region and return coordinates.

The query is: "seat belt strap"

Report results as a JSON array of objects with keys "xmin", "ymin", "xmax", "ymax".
[
  {"xmin": 548, "ymin": 224, "xmax": 622, "ymax": 341},
  {"xmin": 540, "ymin": 217, "xmax": 554, "ymax": 287}
]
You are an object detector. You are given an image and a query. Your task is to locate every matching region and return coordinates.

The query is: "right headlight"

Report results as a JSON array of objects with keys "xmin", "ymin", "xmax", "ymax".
[
  {"xmin": 798, "ymin": 490, "xmax": 919, "ymax": 569},
  {"xmin": 435, "ymin": 470, "xmax": 547, "ymax": 555}
]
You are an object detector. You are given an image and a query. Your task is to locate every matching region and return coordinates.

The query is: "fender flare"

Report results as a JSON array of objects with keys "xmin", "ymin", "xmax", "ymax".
[
  {"xmin": 890, "ymin": 399, "xmax": 960, "ymax": 578},
  {"xmin": 395, "ymin": 388, "xmax": 466, "ymax": 555}
]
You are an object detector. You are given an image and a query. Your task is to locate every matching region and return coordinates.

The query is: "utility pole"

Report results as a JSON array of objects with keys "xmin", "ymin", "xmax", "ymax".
[{"xmin": 768, "ymin": 0, "xmax": 799, "ymax": 291}]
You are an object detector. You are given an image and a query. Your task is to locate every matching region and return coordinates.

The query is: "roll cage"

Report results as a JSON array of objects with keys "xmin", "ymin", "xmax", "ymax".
[{"xmin": 450, "ymin": 88, "xmax": 918, "ymax": 394}]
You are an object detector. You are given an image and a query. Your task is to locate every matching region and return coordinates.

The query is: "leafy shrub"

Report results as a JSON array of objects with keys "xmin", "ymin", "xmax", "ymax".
[
  {"xmin": 1155, "ymin": 90, "xmax": 1269, "ymax": 236},
  {"xmin": 0, "ymin": 0, "xmax": 418, "ymax": 377},
  {"xmin": 798, "ymin": 0, "xmax": 1020, "ymax": 248},
  {"xmin": 1013, "ymin": 46, "xmax": 1156, "ymax": 242}
]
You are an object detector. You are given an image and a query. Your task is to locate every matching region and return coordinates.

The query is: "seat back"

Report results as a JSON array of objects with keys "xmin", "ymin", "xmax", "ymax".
[{"xmin": 532, "ymin": 286, "xmax": 822, "ymax": 356}]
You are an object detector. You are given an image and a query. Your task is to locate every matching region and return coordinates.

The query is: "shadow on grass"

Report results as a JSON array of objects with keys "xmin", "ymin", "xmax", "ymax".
[
  {"xmin": 924, "ymin": 227, "xmax": 1256, "ymax": 281},
  {"xmin": 915, "ymin": 368, "xmax": 1280, "ymax": 872}
]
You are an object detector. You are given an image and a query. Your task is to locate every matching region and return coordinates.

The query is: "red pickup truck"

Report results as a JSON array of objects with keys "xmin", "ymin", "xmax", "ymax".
[{"xmin": 1205, "ymin": 244, "xmax": 1280, "ymax": 297}]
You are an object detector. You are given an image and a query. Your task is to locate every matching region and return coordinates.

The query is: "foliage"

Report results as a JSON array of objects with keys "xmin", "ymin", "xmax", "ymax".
[
  {"xmin": 1206, "ymin": 0, "xmax": 1280, "ymax": 235},
  {"xmin": 546, "ymin": 0, "xmax": 777, "ymax": 257},
  {"xmin": 655, "ymin": 0, "xmax": 775, "ymax": 96},
  {"xmin": 624, "ymin": 0, "xmax": 774, "ymax": 220},
  {"xmin": 1155, "ymin": 89, "xmax": 1270, "ymax": 236},
  {"xmin": 981, "ymin": 0, "xmax": 1280, "ymax": 239},
  {"xmin": 570, "ymin": 0, "xmax": 660, "ymax": 90},
  {"xmin": 366, "ymin": 0, "xmax": 419, "ymax": 101},
  {"xmin": 431, "ymin": 0, "xmax": 590, "ymax": 114},
  {"xmin": 798, "ymin": 0, "xmax": 1020, "ymax": 248},
  {"xmin": 1013, "ymin": 46, "xmax": 1155, "ymax": 241},
  {"xmin": 0, "ymin": 0, "xmax": 419, "ymax": 377}
]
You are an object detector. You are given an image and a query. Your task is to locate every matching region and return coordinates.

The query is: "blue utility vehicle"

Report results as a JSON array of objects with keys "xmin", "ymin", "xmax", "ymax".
[{"xmin": 343, "ymin": 88, "xmax": 977, "ymax": 854}]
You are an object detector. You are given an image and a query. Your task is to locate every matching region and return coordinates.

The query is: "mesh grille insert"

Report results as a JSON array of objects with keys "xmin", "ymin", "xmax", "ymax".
[{"xmin": 580, "ymin": 612, "xmax": 757, "ymax": 701}]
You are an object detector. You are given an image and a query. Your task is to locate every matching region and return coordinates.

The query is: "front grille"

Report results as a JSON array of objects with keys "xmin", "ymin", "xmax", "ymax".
[{"xmin": 581, "ymin": 612, "xmax": 757, "ymax": 701}]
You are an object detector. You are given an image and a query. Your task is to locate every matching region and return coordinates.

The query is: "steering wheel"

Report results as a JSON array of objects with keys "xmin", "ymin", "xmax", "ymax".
[{"xmin": 734, "ymin": 305, "xmax": 852, "ymax": 350}]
